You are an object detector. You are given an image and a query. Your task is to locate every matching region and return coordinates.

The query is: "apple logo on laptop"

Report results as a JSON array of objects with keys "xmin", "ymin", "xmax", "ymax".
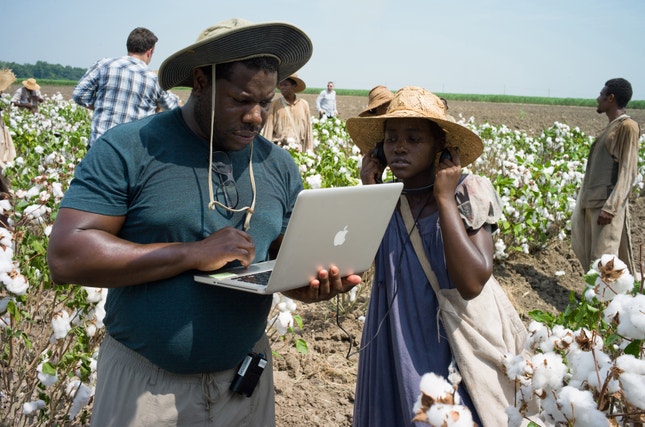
[{"xmin": 334, "ymin": 225, "xmax": 349, "ymax": 246}]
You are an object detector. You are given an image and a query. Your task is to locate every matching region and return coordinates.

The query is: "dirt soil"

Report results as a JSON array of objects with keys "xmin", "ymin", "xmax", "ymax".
[{"xmin": 40, "ymin": 87, "xmax": 645, "ymax": 426}]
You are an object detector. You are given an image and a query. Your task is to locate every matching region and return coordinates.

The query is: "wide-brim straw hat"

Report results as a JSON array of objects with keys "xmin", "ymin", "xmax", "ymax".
[
  {"xmin": 358, "ymin": 85, "xmax": 394, "ymax": 117},
  {"xmin": 0, "ymin": 69, "xmax": 16, "ymax": 92},
  {"xmin": 346, "ymin": 86, "xmax": 483, "ymax": 167},
  {"xmin": 22, "ymin": 77, "xmax": 40, "ymax": 91},
  {"xmin": 159, "ymin": 18, "xmax": 313, "ymax": 90},
  {"xmin": 282, "ymin": 73, "xmax": 306, "ymax": 93}
]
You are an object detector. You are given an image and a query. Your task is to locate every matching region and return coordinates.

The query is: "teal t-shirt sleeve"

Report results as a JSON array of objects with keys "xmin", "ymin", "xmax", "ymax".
[{"xmin": 60, "ymin": 131, "xmax": 133, "ymax": 216}]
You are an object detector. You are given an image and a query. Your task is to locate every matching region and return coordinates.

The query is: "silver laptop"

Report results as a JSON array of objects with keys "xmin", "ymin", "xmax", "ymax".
[{"xmin": 194, "ymin": 182, "xmax": 403, "ymax": 294}]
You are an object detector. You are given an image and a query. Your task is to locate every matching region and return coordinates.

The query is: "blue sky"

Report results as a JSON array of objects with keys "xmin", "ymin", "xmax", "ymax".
[{"xmin": 3, "ymin": 0, "xmax": 644, "ymax": 100}]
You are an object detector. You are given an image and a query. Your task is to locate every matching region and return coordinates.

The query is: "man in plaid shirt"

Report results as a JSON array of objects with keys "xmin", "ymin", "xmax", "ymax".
[{"xmin": 73, "ymin": 27, "xmax": 179, "ymax": 148}]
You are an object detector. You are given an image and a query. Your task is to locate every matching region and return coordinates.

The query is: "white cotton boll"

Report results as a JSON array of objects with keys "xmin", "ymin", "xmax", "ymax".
[
  {"xmin": 25, "ymin": 185, "xmax": 42, "ymax": 199},
  {"xmin": 503, "ymin": 353, "xmax": 530, "ymax": 381},
  {"xmin": 570, "ymin": 328, "xmax": 604, "ymax": 353},
  {"xmin": 358, "ymin": 315, "xmax": 365, "ymax": 323},
  {"xmin": 617, "ymin": 371, "xmax": 645, "ymax": 410},
  {"xmin": 276, "ymin": 311, "xmax": 293, "ymax": 335},
  {"xmin": 592, "ymin": 254, "xmax": 628, "ymax": 273},
  {"xmin": 24, "ymin": 204, "xmax": 50, "ymax": 223},
  {"xmin": 52, "ymin": 310, "xmax": 72, "ymax": 339},
  {"xmin": 424, "ymin": 404, "xmax": 474, "ymax": 427},
  {"xmin": 277, "ymin": 302, "xmax": 287, "ymax": 312},
  {"xmin": 348, "ymin": 286, "xmax": 358, "ymax": 302},
  {"xmin": 592, "ymin": 255, "xmax": 634, "ymax": 302},
  {"xmin": 567, "ymin": 348, "xmax": 609, "ymax": 391},
  {"xmin": 616, "ymin": 354, "xmax": 645, "ymax": 404},
  {"xmin": 52, "ymin": 182, "xmax": 64, "ymax": 199},
  {"xmin": 604, "ymin": 294, "xmax": 645, "ymax": 340},
  {"xmin": 22, "ymin": 400, "xmax": 46, "ymax": 415},
  {"xmin": 0, "ymin": 227, "xmax": 13, "ymax": 246},
  {"xmin": 616, "ymin": 354, "xmax": 645, "ymax": 375},
  {"xmin": 85, "ymin": 321, "xmax": 97, "ymax": 337},
  {"xmin": 539, "ymin": 393, "xmax": 567, "ymax": 425},
  {"xmin": 419, "ymin": 372, "xmax": 454, "ymax": 400},
  {"xmin": 531, "ymin": 353, "xmax": 567, "ymax": 391},
  {"xmin": 584, "ymin": 286, "xmax": 599, "ymax": 302},
  {"xmin": 37, "ymin": 360, "xmax": 58, "ymax": 388},
  {"xmin": 526, "ymin": 321, "xmax": 549, "ymax": 351},
  {"xmin": 550, "ymin": 324, "xmax": 574, "ymax": 351},
  {"xmin": 5, "ymin": 273, "xmax": 29, "ymax": 295},
  {"xmin": 83, "ymin": 286, "xmax": 105, "ymax": 303},
  {"xmin": 305, "ymin": 174, "xmax": 322, "ymax": 189},
  {"xmin": 538, "ymin": 335, "xmax": 557, "ymax": 354},
  {"xmin": 66, "ymin": 380, "xmax": 94, "ymax": 419},
  {"xmin": 557, "ymin": 386, "xmax": 608, "ymax": 426},
  {"xmin": 271, "ymin": 293, "xmax": 280, "ymax": 309},
  {"xmin": 38, "ymin": 190, "xmax": 51, "ymax": 203},
  {"xmin": 0, "ymin": 251, "xmax": 15, "ymax": 274},
  {"xmin": 284, "ymin": 297, "xmax": 297, "ymax": 312},
  {"xmin": 494, "ymin": 239, "xmax": 508, "ymax": 259},
  {"xmin": 93, "ymin": 297, "xmax": 106, "ymax": 328},
  {"xmin": 506, "ymin": 406, "xmax": 524, "ymax": 427},
  {"xmin": 0, "ymin": 199, "xmax": 12, "ymax": 213}
]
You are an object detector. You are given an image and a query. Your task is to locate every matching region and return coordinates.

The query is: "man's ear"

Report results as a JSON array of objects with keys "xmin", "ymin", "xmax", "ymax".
[{"xmin": 192, "ymin": 68, "xmax": 210, "ymax": 93}]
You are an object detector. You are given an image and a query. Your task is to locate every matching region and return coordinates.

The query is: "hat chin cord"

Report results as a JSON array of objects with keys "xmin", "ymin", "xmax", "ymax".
[{"xmin": 207, "ymin": 66, "xmax": 256, "ymax": 230}]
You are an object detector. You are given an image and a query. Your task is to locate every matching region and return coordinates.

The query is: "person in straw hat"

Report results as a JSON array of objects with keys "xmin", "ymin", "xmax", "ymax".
[
  {"xmin": 261, "ymin": 73, "xmax": 313, "ymax": 152},
  {"xmin": 358, "ymin": 85, "xmax": 394, "ymax": 117},
  {"xmin": 11, "ymin": 77, "xmax": 43, "ymax": 113},
  {"xmin": 47, "ymin": 18, "xmax": 360, "ymax": 426},
  {"xmin": 346, "ymin": 86, "xmax": 518, "ymax": 426},
  {"xmin": 0, "ymin": 69, "xmax": 18, "ymax": 167}
]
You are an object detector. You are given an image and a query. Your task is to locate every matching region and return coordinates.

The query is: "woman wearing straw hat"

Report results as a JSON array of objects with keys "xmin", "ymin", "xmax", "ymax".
[
  {"xmin": 346, "ymin": 86, "xmax": 518, "ymax": 426},
  {"xmin": 11, "ymin": 78, "xmax": 43, "ymax": 113},
  {"xmin": 262, "ymin": 73, "xmax": 313, "ymax": 152}
]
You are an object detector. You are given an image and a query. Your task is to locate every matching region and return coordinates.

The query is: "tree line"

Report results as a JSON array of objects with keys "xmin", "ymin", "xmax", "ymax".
[{"xmin": 0, "ymin": 60, "xmax": 86, "ymax": 81}]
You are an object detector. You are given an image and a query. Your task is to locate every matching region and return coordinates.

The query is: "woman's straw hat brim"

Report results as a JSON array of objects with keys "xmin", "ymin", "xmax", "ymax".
[
  {"xmin": 346, "ymin": 86, "xmax": 483, "ymax": 167},
  {"xmin": 0, "ymin": 69, "xmax": 16, "ymax": 92},
  {"xmin": 358, "ymin": 85, "xmax": 394, "ymax": 117},
  {"xmin": 159, "ymin": 18, "xmax": 313, "ymax": 90},
  {"xmin": 282, "ymin": 74, "xmax": 306, "ymax": 92}
]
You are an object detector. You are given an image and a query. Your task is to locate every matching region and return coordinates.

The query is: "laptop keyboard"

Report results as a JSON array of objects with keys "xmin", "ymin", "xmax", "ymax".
[{"xmin": 237, "ymin": 271, "xmax": 272, "ymax": 285}]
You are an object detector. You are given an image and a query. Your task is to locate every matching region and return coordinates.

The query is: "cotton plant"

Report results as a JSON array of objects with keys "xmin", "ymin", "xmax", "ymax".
[
  {"xmin": 504, "ymin": 254, "xmax": 645, "ymax": 425},
  {"xmin": 267, "ymin": 293, "xmax": 308, "ymax": 355},
  {"xmin": 415, "ymin": 254, "xmax": 644, "ymax": 426}
]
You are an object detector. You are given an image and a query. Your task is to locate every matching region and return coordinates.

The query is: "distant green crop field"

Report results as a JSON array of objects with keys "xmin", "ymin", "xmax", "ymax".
[
  {"xmin": 38, "ymin": 80, "xmax": 644, "ymax": 109},
  {"xmin": 304, "ymin": 87, "xmax": 645, "ymax": 110}
]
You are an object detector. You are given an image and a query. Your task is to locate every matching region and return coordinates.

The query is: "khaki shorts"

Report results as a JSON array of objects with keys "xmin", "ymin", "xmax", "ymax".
[{"xmin": 90, "ymin": 334, "xmax": 275, "ymax": 427}]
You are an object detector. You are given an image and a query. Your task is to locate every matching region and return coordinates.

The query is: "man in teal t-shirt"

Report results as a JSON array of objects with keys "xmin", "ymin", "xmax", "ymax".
[{"xmin": 47, "ymin": 18, "xmax": 361, "ymax": 426}]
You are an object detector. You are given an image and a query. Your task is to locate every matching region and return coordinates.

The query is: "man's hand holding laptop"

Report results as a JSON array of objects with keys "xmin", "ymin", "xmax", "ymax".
[{"xmin": 283, "ymin": 265, "xmax": 362, "ymax": 303}]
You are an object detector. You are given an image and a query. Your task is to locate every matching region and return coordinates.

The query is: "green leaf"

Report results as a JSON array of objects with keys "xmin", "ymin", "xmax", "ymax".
[
  {"xmin": 623, "ymin": 339, "xmax": 643, "ymax": 357},
  {"xmin": 295, "ymin": 338, "xmax": 308, "ymax": 355},
  {"xmin": 41, "ymin": 361, "xmax": 57, "ymax": 376}
]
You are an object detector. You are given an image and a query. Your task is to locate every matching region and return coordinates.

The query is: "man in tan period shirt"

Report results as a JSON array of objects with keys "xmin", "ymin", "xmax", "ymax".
[
  {"xmin": 262, "ymin": 74, "xmax": 313, "ymax": 152},
  {"xmin": 572, "ymin": 78, "xmax": 641, "ymax": 274}
]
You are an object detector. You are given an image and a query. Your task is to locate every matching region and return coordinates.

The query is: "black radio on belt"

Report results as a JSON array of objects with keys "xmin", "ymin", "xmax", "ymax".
[{"xmin": 230, "ymin": 352, "xmax": 267, "ymax": 397}]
